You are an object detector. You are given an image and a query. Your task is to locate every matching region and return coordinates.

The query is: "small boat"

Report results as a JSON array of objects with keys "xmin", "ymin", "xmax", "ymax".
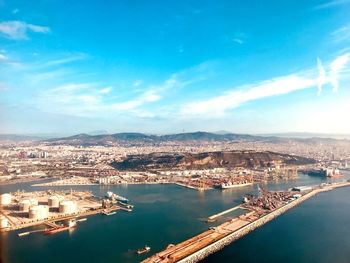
[
  {"xmin": 102, "ymin": 211, "xmax": 116, "ymax": 216},
  {"xmin": 18, "ymin": 232, "xmax": 30, "ymax": 237},
  {"xmin": 136, "ymin": 245, "xmax": 151, "ymax": 254}
]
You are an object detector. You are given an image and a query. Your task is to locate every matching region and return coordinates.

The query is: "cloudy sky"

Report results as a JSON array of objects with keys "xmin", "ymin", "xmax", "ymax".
[{"xmin": 0, "ymin": 0, "xmax": 350, "ymax": 135}]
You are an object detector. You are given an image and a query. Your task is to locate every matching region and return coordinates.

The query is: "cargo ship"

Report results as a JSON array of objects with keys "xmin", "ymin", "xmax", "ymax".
[
  {"xmin": 106, "ymin": 191, "xmax": 129, "ymax": 203},
  {"xmin": 137, "ymin": 246, "xmax": 151, "ymax": 254},
  {"xmin": 44, "ymin": 220, "xmax": 76, "ymax": 235},
  {"xmin": 307, "ymin": 169, "xmax": 327, "ymax": 177},
  {"xmin": 219, "ymin": 182, "xmax": 253, "ymax": 189},
  {"xmin": 307, "ymin": 168, "xmax": 342, "ymax": 178}
]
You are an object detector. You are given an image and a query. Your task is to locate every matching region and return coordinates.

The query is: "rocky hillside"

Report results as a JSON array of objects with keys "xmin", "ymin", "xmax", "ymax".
[{"xmin": 112, "ymin": 150, "xmax": 315, "ymax": 171}]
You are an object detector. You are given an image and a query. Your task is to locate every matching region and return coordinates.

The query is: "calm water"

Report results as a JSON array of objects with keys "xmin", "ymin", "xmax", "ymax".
[{"xmin": 1, "ymin": 172, "xmax": 350, "ymax": 263}]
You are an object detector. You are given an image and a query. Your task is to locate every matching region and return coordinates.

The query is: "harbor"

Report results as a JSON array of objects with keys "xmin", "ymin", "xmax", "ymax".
[
  {"xmin": 142, "ymin": 181, "xmax": 350, "ymax": 263},
  {"xmin": 1, "ymin": 172, "xmax": 350, "ymax": 263}
]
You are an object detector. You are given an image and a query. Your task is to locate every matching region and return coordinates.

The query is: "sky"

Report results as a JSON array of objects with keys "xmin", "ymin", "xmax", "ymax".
[{"xmin": 0, "ymin": 0, "xmax": 350, "ymax": 135}]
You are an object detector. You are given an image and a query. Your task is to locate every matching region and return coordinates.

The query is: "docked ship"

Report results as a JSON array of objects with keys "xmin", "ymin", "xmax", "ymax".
[
  {"xmin": 44, "ymin": 220, "xmax": 76, "ymax": 235},
  {"xmin": 136, "ymin": 246, "xmax": 151, "ymax": 254},
  {"xmin": 106, "ymin": 191, "xmax": 129, "ymax": 203},
  {"xmin": 219, "ymin": 182, "xmax": 253, "ymax": 189},
  {"xmin": 307, "ymin": 168, "xmax": 327, "ymax": 177},
  {"xmin": 115, "ymin": 195, "xmax": 129, "ymax": 203},
  {"xmin": 308, "ymin": 168, "xmax": 342, "ymax": 178}
]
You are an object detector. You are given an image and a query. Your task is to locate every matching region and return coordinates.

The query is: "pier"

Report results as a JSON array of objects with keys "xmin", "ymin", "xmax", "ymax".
[
  {"xmin": 142, "ymin": 181, "xmax": 350, "ymax": 263},
  {"xmin": 207, "ymin": 205, "xmax": 242, "ymax": 222}
]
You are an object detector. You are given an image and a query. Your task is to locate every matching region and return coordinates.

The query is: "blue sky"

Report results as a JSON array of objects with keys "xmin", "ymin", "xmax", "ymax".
[{"xmin": 0, "ymin": 0, "xmax": 350, "ymax": 135}]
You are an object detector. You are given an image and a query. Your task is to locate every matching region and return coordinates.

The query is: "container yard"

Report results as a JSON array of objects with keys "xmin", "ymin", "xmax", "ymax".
[
  {"xmin": 0, "ymin": 190, "xmax": 129, "ymax": 232},
  {"xmin": 142, "ymin": 181, "xmax": 350, "ymax": 263}
]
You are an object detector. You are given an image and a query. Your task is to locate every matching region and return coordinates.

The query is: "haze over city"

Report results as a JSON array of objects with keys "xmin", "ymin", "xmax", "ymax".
[{"xmin": 1, "ymin": 0, "xmax": 350, "ymax": 135}]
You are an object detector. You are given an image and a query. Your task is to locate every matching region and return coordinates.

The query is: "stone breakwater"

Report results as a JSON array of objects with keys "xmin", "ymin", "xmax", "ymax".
[{"xmin": 177, "ymin": 187, "xmax": 332, "ymax": 263}]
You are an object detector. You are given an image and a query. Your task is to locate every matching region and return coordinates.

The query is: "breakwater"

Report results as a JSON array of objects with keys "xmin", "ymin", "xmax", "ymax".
[{"xmin": 144, "ymin": 181, "xmax": 350, "ymax": 263}]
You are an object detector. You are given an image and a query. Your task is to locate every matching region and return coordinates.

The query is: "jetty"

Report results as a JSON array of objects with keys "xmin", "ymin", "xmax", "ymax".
[{"xmin": 207, "ymin": 204, "xmax": 243, "ymax": 222}]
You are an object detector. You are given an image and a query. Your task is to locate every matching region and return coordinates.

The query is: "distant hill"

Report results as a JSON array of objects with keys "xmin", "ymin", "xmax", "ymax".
[
  {"xmin": 261, "ymin": 132, "xmax": 350, "ymax": 140},
  {"xmin": 112, "ymin": 150, "xmax": 316, "ymax": 171},
  {"xmin": 42, "ymin": 131, "xmax": 348, "ymax": 146},
  {"xmin": 0, "ymin": 134, "xmax": 45, "ymax": 141},
  {"xmin": 43, "ymin": 131, "xmax": 271, "ymax": 146}
]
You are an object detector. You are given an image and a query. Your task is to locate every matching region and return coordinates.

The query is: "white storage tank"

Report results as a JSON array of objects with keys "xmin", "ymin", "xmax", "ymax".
[
  {"xmin": 0, "ymin": 193, "xmax": 11, "ymax": 205},
  {"xmin": 40, "ymin": 205, "xmax": 49, "ymax": 219},
  {"xmin": 29, "ymin": 205, "xmax": 49, "ymax": 220},
  {"xmin": 29, "ymin": 206, "xmax": 41, "ymax": 219},
  {"xmin": 29, "ymin": 199, "xmax": 38, "ymax": 206},
  {"xmin": 59, "ymin": 200, "xmax": 77, "ymax": 214},
  {"xmin": 19, "ymin": 200, "xmax": 31, "ymax": 212},
  {"xmin": 48, "ymin": 196, "xmax": 59, "ymax": 207},
  {"xmin": 0, "ymin": 216, "xmax": 8, "ymax": 229}
]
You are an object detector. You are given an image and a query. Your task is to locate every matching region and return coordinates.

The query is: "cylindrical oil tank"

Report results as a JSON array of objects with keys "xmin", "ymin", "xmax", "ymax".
[
  {"xmin": 29, "ymin": 206, "xmax": 40, "ymax": 219},
  {"xmin": 0, "ymin": 193, "xmax": 11, "ymax": 205},
  {"xmin": 19, "ymin": 200, "xmax": 31, "ymax": 212},
  {"xmin": 40, "ymin": 205, "xmax": 49, "ymax": 219},
  {"xmin": 29, "ymin": 199, "xmax": 38, "ymax": 206},
  {"xmin": 48, "ymin": 196, "xmax": 59, "ymax": 207},
  {"xmin": 29, "ymin": 205, "xmax": 49, "ymax": 220},
  {"xmin": 59, "ymin": 200, "xmax": 76, "ymax": 214},
  {"xmin": 0, "ymin": 216, "xmax": 8, "ymax": 228}
]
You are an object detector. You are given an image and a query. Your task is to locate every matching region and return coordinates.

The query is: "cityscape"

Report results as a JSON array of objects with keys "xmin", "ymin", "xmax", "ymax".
[{"xmin": 1, "ymin": 1, "xmax": 350, "ymax": 263}]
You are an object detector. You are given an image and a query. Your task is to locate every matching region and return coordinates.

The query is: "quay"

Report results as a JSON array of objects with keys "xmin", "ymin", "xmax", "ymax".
[
  {"xmin": 1, "ymin": 205, "xmax": 121, "ymax": 232},
  {"xmin": 207, "ymin": 204, "xmax": 243, "ymax": 222},
  {"xmin": 142, "ymin": 181, "xmax": 350, "ymax": 263}
]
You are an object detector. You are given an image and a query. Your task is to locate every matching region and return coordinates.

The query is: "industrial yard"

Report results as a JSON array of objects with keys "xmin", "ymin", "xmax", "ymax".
[{"xmin": 0, "ymin": 189, "xmax": 129, "ymax": 232}]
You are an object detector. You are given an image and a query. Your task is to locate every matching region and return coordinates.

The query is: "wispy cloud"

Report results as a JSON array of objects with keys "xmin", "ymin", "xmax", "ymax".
[
  {"xmin": 41, "ymin": 53, "xmax": 88, "ymax": 67},
  {"xmin": 331, "ymin": 24, "xmax": 350, "ymax": 43},
  {"xmin": 315, "ymin": 0, "xmax": 350, "ymax": 9},
  {"xmin": 0, "ymin": 53, "xmax": 7, "ymax": 61},
  {"xmin": 37, "ymin": 75, "xmax": 181, "ymax": 117},
  {"xmin": 317, "ymin": 58, "xmax": 326, "ymax": 95},
  {"xmin": 99, "ymin": 87, "xmax": 112, "ymax": 94},
  {"xmin": 329, "ymin": 53, "xmax": 350, "ymax": 92},
  {"xmin": 0, "ymin": 21, "xmax": 50, "ymax": 40},
  {"xmin": 232, "ymin": 38, "xmax": 244, "ymax": 45},
  {"xmin": 181, "ymin": 54, "xmax": 350, "ymax": 118}
]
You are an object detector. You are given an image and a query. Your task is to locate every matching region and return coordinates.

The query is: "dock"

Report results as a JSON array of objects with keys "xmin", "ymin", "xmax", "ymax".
[
  {"xmin": 142, "ymin": 181, "xmax": 350, "ymax": 263},
  {"xmin": 207, "ymin": 205, "xmax": 242, "ymax": 222}
]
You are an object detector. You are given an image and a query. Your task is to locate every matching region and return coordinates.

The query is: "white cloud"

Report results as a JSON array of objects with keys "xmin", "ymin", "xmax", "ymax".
[
  {"xmin": 331, "ymin": 25, "xmax": 350, "ymax": 42},
  {"xmin": 181, "ymin": 75, "xmax": 316, "ymax": 117},
  {"xmin": 317, "ymin": 58, "xmax": 326, "ymax": 95},
  {"xmin": 42, "ymin": 53, "xmax": 87, "ymax": 67},
  {"xmin": 329, "ymin": 53, "xmax": 350, "ymax": 92},
  {"xmin": 0, "ymin": 21, "xmax": 50, "ymax": 40},
  {"xmin": 315, "ymin": 0, "xmax": 350, "ymax": 9},
  {"xmin": 99, "ymin": 87, "xmax": 112, "ymax": 94},
  {"xmin": 37, "ymin": 76, "xmax": 179, "ymax": 117},
  {"xmin": 181, "ymin": 53, "xmax": 350, "ymax": 118},
  {"xmin": 233, "ymin": 38, "xmax": 244, "ymax": 44},
  {"xmin": 0, "ymin": 53, "xmax": 7, "ymax": 61}
]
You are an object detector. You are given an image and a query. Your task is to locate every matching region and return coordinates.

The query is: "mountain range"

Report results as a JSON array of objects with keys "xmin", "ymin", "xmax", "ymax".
[{"xmin": 38, "ymin": 131, "xmax": 348, "ymax": 146}]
